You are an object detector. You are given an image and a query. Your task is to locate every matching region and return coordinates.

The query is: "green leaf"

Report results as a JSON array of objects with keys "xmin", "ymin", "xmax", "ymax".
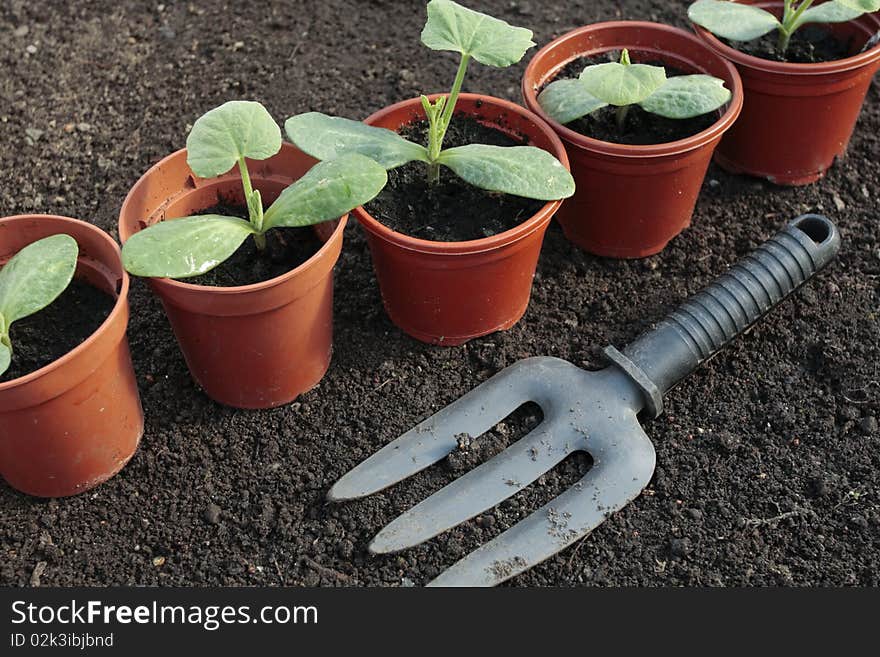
[
  {"xmin": 688, "ymin": 0, "xmax": 782, "ymax": 41},
  {"xmin": 420, "ymin": 0, "xmax": 535, "ymax": 67},
  {"xmin": 186, "ymin": 100, "xmax": 282, "ymax": 178},
  {"xmin": 640, "ymin": 74, "xmax": 732, "ymax": 119},
  {"xmin": 834, "ymin": 0, "xmax": 880, "ymax": 12},
  {"xmin": 263, "ymin": 154, "xmax": 388, "ymax": 229},
  {"xmin": 537, "ymin": 79, "xmax": 608, "ymax": 124},
  {"xmin": 0, "ymin": 341, "xmax": 9, "ymax": 377},
  {"xmin": 796, "ymin": 1, "xmax": 867, "ymax": 31},
  {"xmin": 437, "ymin": 144, "xmax": 575, "ymax": 200},
  {"xmin": 579, "ymin": 55, "xmax": 667, "ymax": 107},
  {"xmin": 121, "ymin": 215, "xmax": 256, "ymax": 279},
  {"xmin": 284, "ymin": 112, "xmax": 428, "ymax": 169},
  {"xmin": 0, "ymin": 234, "xmax": 78, "ymax": 326}
]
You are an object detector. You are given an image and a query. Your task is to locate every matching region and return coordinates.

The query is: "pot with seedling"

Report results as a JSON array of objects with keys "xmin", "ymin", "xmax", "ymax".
[
  {"xmin": 690, "ymin": 0, "xmax": 880, "ymax": 185},
  {"xmin": 0, "ymin": 215, "xmax": 143, "ymax": 497},
  {"xmin": 522, "ymin": 22, "xmax": 743, "ymax": 258},
  {"xmin": 118, "ymin": 101, "xmax": 386, "ymax": 408},
  {"xmin": 286, "ymin": 0, "xmax": 574, "ymax": 345}
]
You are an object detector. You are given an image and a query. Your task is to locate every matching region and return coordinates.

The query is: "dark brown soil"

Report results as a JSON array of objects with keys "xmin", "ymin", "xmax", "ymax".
[
  {"xmin": 364, "ymin": 115, "xmax": 545, "ymax": 241},
  {"xmin": 181, "ymin": 202, "xmax": 323, "ymax": 287},
  {"xmin": 0, "ymin": 279, "xmax": 113, "ymax": 382},
  {"xmin": 726, "ymin": 25, "xmax": 855, "ymax": 63},
  {"xmin": 547, "ymin": 54, "xmax": 720, "ymax": 144},
  {"xmin": 0, "ymin": 0, "xmax": 878, "ymax": 588}
]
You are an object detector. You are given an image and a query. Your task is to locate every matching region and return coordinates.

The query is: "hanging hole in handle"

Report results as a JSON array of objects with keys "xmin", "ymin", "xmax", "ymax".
[{"xmin": 792, "ymin": 214, "xmax": 833, "ymax": 245}]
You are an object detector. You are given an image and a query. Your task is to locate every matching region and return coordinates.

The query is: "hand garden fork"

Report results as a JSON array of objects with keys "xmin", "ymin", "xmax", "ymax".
[{"xmin": 330, "ymin": 215, "xmax": 840, "ymax": 586}]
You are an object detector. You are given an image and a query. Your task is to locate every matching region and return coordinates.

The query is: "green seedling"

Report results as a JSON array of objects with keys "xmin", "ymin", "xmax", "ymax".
[
  {"xmin": 121, "ymin": 100, "xmax": 388, "ymax": 279},
  {"xmin": 689, "ymin": 0, "xmax": 880, "ymax": 54},
  {"xmin": 0, "ymin": 234, "xmax": 79, "ymax": 376},
  {"xmin": 285, "ymin": 0, "xmax": 575, "ymax": 201},
  {"xmin": 538, "ymin": 49, "xmax": 732, "ymax": 129}
]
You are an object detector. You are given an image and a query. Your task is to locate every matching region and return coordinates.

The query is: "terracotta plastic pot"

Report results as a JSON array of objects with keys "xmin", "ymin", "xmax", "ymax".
[
  {"xmin": 118, "ymin": 144, "xmax": 346, "ymax": 409},
  {"xmin": 693, "ymin": 1, "xmax": 880, "ymax": 185},
  {"xmin": 354, "ymin": 94, "xmax": 569, "ymax": 346},
  {"xmin": 522, "ymin": 22, "xmax": 744, "ymax": 258},
  {"xmin": 0, "ymin": 215, "xmax": 143, "ymax": 498}
]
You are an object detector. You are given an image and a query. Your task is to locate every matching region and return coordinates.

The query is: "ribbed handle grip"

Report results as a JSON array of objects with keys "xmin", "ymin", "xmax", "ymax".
[{"xmin": 606, "ymin": 215, "xmax": 840, "ymax": 418}]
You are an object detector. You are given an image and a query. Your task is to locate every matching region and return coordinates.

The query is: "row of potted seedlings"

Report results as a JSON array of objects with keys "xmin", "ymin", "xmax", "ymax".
[{"xmin": 1, "ymin": 0, "xmax": 878, "ymax": 499}]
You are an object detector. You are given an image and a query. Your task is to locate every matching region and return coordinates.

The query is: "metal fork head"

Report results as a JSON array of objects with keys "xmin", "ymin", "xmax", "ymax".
[{"xmin": 329, "ymin": 356, "xmax": 657, "ymax": 586}]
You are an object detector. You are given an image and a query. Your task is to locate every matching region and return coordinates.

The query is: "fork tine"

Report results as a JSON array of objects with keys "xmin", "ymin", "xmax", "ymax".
[
  {"xmin": 425, "ymin": 431, "xmax": 656, "ymax": 587},
  {"xmin": 369, "ymin": 420, "xmax": 587, "ymax": 554},
  {"xmin": 328, "ymin": 358, "xmax": 550, "ymax": 501}
]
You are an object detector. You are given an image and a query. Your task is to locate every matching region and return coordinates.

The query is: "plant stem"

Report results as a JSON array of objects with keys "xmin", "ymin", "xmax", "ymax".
[
  {"xmin": 238, "ymin": 157, "xmax": 254, "ymax": 208},
  {"xmin": 427, "ymin": 162, "xmax": 441, "ymax": 185},
  {"xmin": 616, "ymin": 105, "xmax": 630, "ymax": 133},
  {"xmin": 779, "ymin": 0, "xmax": 814, "ymax": 55},
  {"xmin": 425, "ymin": 53, "xmax": 471, "ymax": 185},
  {"xmin": 777, "ymin": 30, "xmax": 791, "ymax": 54},
  {"xmin": 238, "ymin": 156, "xmax": 267, "ymax": 251},
  {"xmin": 436, "ymin": 54, "xmax": 471, "ymax": 147},
  {"xmin": 782, "ymin": 0, "xmax": 793, "ymax": 24}
]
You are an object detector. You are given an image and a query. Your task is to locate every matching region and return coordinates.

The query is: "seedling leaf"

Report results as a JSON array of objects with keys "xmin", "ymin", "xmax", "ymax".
[
  {"xmin": 0, "ymin": 341, "xmax": 9, "ymax": 376},
  {"xmin": 579, "ymin": 56, "xmax": 667, "ymax": 107},
  {"xmin": 538, "ymin": 79, "xmax": 608, "ymax": 124},
  {"xmin": 186, "ymin": 100, "xmax": 282, "ymax": 178},
  {"xmin": 640, "ymin": 74, "xmax": 731, "ymax": 119},
  {"xmin": 0, "ymin": 234, "xmax": 78, "ymax": 326},
  {"xmin": 420, "ymin": 0, "xmax": 535, "ymax": 67},
  {"xmin": 796, "ymin": 1, "xmax": 866, "ymax": 31},
  {"xmin": 285, "ymin": 112, "xmax": 429, "ymax": 169},
  {"xmin": 688, "ymin": 0, "xmax": 781, "ymax": 41},
  {"xmin": 121, "ymin": 215, "xmax": 257, "ymax": 279},
  {"xmin": 835, "ymin": 0, "xmax": 880, "ymax": 11},
  {"xmin": 437, "ymin": 144, "xmax": 575, "ymax": 200},
  {"xmin": 263, "ymin": 154, "xmax": 388, "ymax": 229}
]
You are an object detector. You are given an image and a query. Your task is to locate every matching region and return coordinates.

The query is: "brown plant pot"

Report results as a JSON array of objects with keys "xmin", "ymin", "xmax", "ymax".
[
  {"xmin": 0, "ymin": 215, "xmax": 143, "ymax": 498},
  {"xmin": 693, "ymin": 1, "xmax": 880, "ymax": 185},
  {"xmin": 354, "ymin": 94, "xmax": 569, "ymax": 346},
  {"xmin": 522, "ymin": 21, "xmax": 744, "ymax": 258},
  {"xmin": 118, "ymin": 144, "xmax": 346, "ymax": 409}
]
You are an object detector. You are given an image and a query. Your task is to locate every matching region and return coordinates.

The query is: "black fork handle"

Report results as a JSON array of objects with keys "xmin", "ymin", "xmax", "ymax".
[{"xmin": 605, "ymin": 215, "xmax": 841, "ymax": 418}]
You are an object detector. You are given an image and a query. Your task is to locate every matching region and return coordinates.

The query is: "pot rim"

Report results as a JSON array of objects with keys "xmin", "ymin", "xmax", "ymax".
[
  {"xmin": 521, "ymin": 21, "xmax": 745, "ymax": 158},
  {"xmin": 117, "ymin": 144, "xmax": 349, "ymax": 295},
  {"xmin": 693, "ymin": 1, "xmax": 880, "ymax": 76},
  {"xmin": 353, "ymin": 93, "xmax": 568, "ymax": 256},
  {"xmin": 0, "ymin": 214, "xmax": 129, "ymax": 392}
]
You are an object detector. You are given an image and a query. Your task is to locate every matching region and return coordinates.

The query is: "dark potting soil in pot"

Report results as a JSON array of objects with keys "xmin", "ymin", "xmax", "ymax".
[
  {"xmin": 0, "ymin": 279, "xmax": 114, "ymax": 382},
  {"xmin": 362, "ymin": 115, "xmax": 545, "ymax": 242},
  {"xmin": 545, "ymin": 54, "xmax": 720, "ymax": 145},
  {"xmin": 178, "ymin": 202, "xmax": 324, "ymax": 287},
  {"xmin": 723, "ymin": 25, "xmax": 855, "ymax": 63}
]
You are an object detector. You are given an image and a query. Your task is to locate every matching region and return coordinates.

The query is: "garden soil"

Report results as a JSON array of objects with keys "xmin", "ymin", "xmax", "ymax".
[{"xmin": 0, "ymin": 0, "xmax": 877, "ymax": 587}]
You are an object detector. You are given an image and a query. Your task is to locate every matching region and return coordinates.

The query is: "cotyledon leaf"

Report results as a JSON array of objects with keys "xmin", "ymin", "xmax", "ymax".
[
  {"xmin": 437, "ymin": 144, "xmax": 575, "ymax": 201},
  {"xmin": 688, "ymin": 0, "xmax": 781, "ymax": 41},
  {"xmin": 834, "ymin": 0, "xmax": 880, "ymax": 12},
  {"xmin": 579, "ymin": 54, "xmax": 667, "ymax": 107},
  {"xmin": 0, "ymin": 340, "xmax": 10, "ymax": 377},
  {"xmin": 263, "ymin": 154, "xmax": 389, "ymax": 229},
  {"xmin": 121, "ymin": 215, "xmax": 256, "ymax": 279},
  {"xmin": 0, "ymin": 233, "xmax": 78, "ymax": 325},
  {"xmin": 186, "ymin": 100, "xmax": 282, "ymax": 178},
  {"xmin": 285, "ymin": 112, "xmax": 429, "ymax": 169},
  {"xmin": 795, "ymin": 1, "xmax": 867, "ymax": 31},
  {"xmin": 640, "ymin": 75, "xmax": 732, "ymax": 119},
  {"xmin": 537, "ymin": 78, "xmax": 608, "ymax": 124},
  {"xmin": 420, "ymin": 0, "xmax": 535, "ymax": 67}
]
